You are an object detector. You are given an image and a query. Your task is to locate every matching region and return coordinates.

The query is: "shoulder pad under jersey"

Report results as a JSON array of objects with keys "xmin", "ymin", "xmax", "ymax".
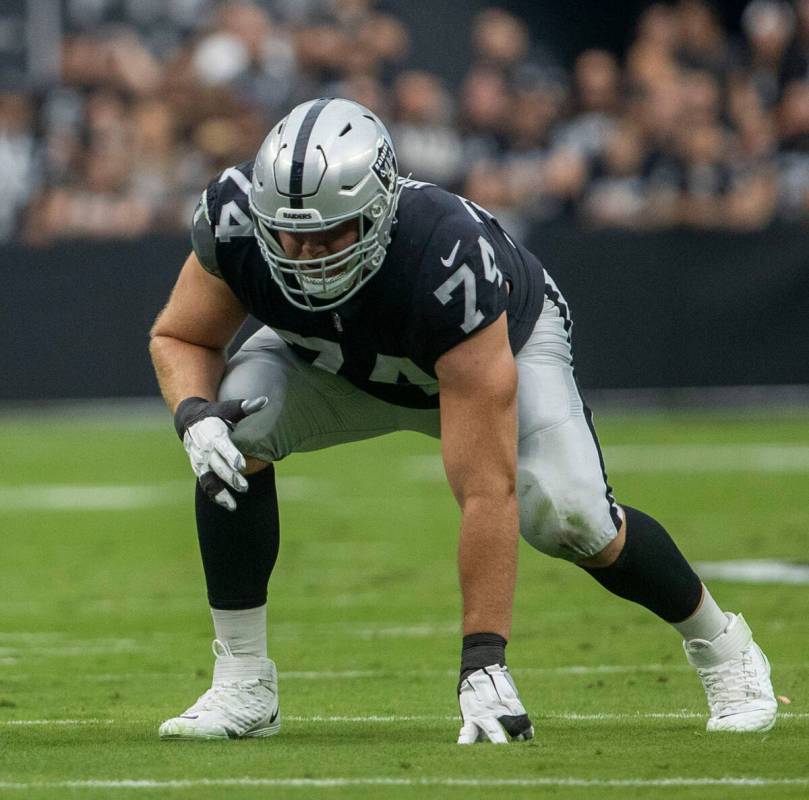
[
  {"xmin": 190, "ymin": 163, "xmax": 256, "ymax": 277},
  {"xmin": 190, "ymin": 188, "xmax": 221, "ymax": 277}
]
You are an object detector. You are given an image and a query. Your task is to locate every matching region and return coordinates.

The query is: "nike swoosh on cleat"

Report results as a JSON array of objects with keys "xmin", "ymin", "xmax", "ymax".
[
  {"xmin": 717, "ymin": 707, "xmax": 773, "ymax": 719},
  {"xmin": 179, "ymin": 715, "xmax": 199, "ymax": 720},
  {"xmin": 269, "ymin": 708, "xmax": 279, "ymax": 724},
  {"xmin": 441, "ymin": 240, "xmax": 461, "ymax": 268}
]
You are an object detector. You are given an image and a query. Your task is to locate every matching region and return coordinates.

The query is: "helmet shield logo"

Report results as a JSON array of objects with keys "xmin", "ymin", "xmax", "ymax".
[{"xmin": 371, "ymin": 141, "xmax": 396, "ymax": 192}]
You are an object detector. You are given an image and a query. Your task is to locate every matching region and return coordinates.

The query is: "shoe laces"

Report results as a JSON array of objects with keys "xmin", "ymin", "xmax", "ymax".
[
  {"xmin": 697, "ymin": 646, "xmax": 758, "ymax": 713},
  {"xmin": 185, "ymin": 679, "xmax": 268, "ymax": 716}
]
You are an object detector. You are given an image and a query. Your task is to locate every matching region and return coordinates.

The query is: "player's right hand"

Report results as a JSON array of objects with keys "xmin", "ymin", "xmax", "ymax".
[
  {"xmin": 457, "ymin": 664, "xmax": 534, "ymax": 744},
  {"xmin": 174, "ymin": 396, "xmax": 268, "ymax": 511}
]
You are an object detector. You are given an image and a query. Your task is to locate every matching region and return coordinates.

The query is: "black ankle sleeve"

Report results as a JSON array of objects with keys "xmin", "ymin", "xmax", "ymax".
[{"xmin": 581, "ymin": 506, "xmax": 702, "ymax": 623}]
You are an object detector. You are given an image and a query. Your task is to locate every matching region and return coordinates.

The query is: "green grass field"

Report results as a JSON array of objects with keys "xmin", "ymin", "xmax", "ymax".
[{"xmin": 1, "ymin": 406, "xmax": 808, "ymax": 799}]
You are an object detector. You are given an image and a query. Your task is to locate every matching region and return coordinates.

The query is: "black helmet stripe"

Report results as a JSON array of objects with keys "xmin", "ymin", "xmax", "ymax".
[{"xmin": 288, "ymin": 98, "xmax": 332, "ymax": 208}]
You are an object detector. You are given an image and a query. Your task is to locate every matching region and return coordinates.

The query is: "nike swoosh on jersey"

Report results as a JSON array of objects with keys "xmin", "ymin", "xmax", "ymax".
[{"xmin": 441, "ymin": 239, "xmax": 461, "ymax": 267}]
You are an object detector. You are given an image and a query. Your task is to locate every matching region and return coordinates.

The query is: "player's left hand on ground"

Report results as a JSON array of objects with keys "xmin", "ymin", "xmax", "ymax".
[
  {"xmin": 457, "ymin": 664, "xmax": 534, "ymax": 744},
  {"xmin": 174, "ymin": 396, "xmax": 268, "ymax": 511}
]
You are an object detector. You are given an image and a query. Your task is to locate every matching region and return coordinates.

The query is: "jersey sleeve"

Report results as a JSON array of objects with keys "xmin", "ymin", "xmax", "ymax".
[
  {"xmin": 407, "ymin": 213, "xmax": 510, "ymax": 372},
  {"xmin": 190, "ymin": 187, "xmax": 223, "ymax": 278},
  {"xmin": 190, "ymin": 163, "xmax": 256, "ymax": 282}
]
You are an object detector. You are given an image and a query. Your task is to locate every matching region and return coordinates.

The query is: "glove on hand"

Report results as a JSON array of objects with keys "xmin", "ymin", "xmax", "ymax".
[
  {"xmin": 457, "ymin": 664, "xmax": 534, "ymax": 744},
  {"xmin": 174, "ymin": 396, "xmax": 268, "ymax": 511}
]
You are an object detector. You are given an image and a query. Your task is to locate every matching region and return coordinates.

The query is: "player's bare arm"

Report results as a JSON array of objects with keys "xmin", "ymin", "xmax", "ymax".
[
  {"xmin": 436, "ymin": 312, "xmax": 533, "ymax": 744},
  {"xmin": 436, "ymin": 312, "xmax": 519, "ymax": 640},
  {"xmin": 150, "ymin": 252, "xmax": 267, "ymax": 510},
  {"xmin": 149, "ymin": 251, "xmax": 248, "ymax": 412}
]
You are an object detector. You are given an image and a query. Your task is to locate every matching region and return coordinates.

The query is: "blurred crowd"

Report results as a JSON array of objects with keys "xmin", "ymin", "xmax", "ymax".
[{"xmin": 4, "ymin": 0, "xmax": 809, "ymax": 245}]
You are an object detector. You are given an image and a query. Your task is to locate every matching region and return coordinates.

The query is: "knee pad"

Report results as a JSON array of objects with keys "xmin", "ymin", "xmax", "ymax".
[{"xmin": 517, "ymin": 468, "xmax": 617, "ymax": 561}]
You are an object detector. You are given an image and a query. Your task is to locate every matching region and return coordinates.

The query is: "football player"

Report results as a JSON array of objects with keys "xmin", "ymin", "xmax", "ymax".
[{"xmin": 150, "ymin": 98, "xmax": 776, "ymax": 742}]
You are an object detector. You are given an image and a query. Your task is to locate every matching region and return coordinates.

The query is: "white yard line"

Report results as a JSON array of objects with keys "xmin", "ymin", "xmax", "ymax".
[
  {"xmin": 281, "ymin": 670, "xmax": 386, "ymax": 679},
  {"xmin": 287, "ymin": 712, "xmax": 809, "ymax": 722},
  {"xmin": 695, "ymin": 559, "xmax": 809, "ymax": 585},
  {"xmin": 0, "ymin": 720, "xmax": 114, "ymax": 726},
  {"xmin": 0, "ymin": 777, "xmax": 807, "ymax": 789},
  {"xmin": 0, "ymin": 644, "xmax": 140, "ymax": 657},
  {"xmin": 7, "ymin": 441, "xmax": 809, "ymax": 513},
  {"xmin": 606, "ymin": 444, "xmax": 809, "ymax": 473},
  {"xmin": 0, "ymin": 484, "xmax": 188, "ymax": 511},
  {"xmin": 0, "ymin": 635, "xmax": 139, "ymax": 646},
  {"xmin": 0, "ymin": 477, "xmax": 320, "ymax": 511},
  {"xmin": 280, "ymin": 664, "xmax": 693, "ymax": 679},
  {"xmin": 353, "ymin": 623, "xmax": 459, "ymax": 639},
  {"xmin": 404, "ymin": 444, "xmax": 809, "ymax": 481},
  {"xmin": 2, "ymin": 712, "xmax": 806, "ymax": 726},
  {"xmin": 0, "ymin": 663, "xmax": 693, "ymax": 677}
]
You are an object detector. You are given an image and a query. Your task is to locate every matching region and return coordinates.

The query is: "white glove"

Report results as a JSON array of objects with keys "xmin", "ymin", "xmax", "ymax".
[
  {"xmin": 457, "ymin": 664, "xmax": 534, "ymax": 744},
  {"xmin": 174, "ymin": 396, "xmax": 268, "ymax": 511}
]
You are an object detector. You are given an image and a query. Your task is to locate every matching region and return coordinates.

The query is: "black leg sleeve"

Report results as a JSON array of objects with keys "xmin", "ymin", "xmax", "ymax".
[
  {"xmin": 581, "ymin": 505, "xmax": 703, "ymax": 623},
  {"xmin": 195, "ymin": 465, "xmax": 280, "ymax": 610}
]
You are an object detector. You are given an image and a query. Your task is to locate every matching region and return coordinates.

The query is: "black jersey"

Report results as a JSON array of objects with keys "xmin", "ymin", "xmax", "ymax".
[{"xmin": 191, "ymin": 163, "xmax": 545, "ymax": 409}]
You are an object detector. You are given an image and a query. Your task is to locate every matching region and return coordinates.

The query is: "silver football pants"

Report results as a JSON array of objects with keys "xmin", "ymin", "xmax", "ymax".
[{"xmin": 220, "ymin": 289, "xmax": 620, "ymax": 561}]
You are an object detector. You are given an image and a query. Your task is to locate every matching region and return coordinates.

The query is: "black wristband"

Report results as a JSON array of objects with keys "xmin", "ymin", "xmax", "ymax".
[
  {"xmin": 173, "ymin": 396, "xmax": 210, "ymax": 440},
  {"xmin": 460, "ymin": 632, "xmax": 507, "ymax": 683}
]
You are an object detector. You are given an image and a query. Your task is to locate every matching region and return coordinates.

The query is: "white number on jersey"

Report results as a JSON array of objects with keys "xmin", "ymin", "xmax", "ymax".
[
  {"xmin": 477, "ymin": 235, "xmax": 503, "ymax": 287},
  {"xmin": 458, "ymin": 194, "xmax": 516, "ymax": 248},
  {"xmin": 369, "ymin": 355, "xmax": 439, "ymax": 395},
  {"xmin": 433, "ymin": 264, "xmax": 486, "ymax": 334},
  {"xmin": 216, "ymin": 201, "xmax": 253, "ymax": 242},
  {"xmin": 274, "ymin": 330, "xmax": 439, "ymax": 395},
  {"xmin": 274, "ymin": 330, "xmax": 344, "ymax": 373},
  {"xmin": 433, "ymin": 231, "xmax": 505, "ymax": 334},
  {"xmin": 215, "ymin": 168, "xmax": 254, "ymax": 241},
  {"xmin": 398, "ymin": 177, "xmax": 434, "ymax": 190}
]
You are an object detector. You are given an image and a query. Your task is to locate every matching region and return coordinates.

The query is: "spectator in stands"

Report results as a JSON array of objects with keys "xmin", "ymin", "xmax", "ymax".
[
  {"xmin": 471, "ymin": 8, "xmax": 531, "ymax": 74},
  {"xmin": 780, "ymin": 0, "xmax": 809, "ymax": 84},
  {"xmin": 676, "ymin": 122, "xmax": 734, "ymax": 228},
  {"xmin": 0, "ymin": 91, "xmax": 37, "ymax": 243},
  {"xmin": 459, "ymin": 66, "xmax": 511, "ymax": 160},
  {"xmin": 190, "ymin": 1, "xmax": 296, "ymax": 113},
  {"xmin": 390, "ymin": 71, "xmax": 464, "ymax": 188},
  {"xmin": 580, "ymin": 122, "xmax": 650, "ymax": 228},
  {"xmin": 12, "ymin": 0, "xmax": 809, "ymax": 241},
  {"xmin": 738, "ymin": 0, "xmax": 795, "ymax": 108},
  {"xmin": 675, "ymin": 0, "xmax": 732, "ymax": 75},
  {"xmin": 64, "ymin": 0, "xmax": 215, "ymax": 58},
  {"xmin": 25, "ymin": 139, "xmax": 153, "ymax": 245},
  {"xmin": 776, "ymin": 79, "xmax": 809, "ymax": 219},
  {"xmin": 555, "ymin": 50, "xmax": 621, "ymax": 160},
  {"xmin": 504, "ymin": 82, "xmax": 588, "ymax": 226},
  {"xmin": 470, "ymin": 6, "xmax": 562, "ymax": 87}
]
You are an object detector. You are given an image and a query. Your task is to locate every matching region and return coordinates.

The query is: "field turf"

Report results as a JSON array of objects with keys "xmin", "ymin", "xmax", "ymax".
[{"xmin": 0, "ymin": 406, "xmax": 808, "ymax": 799}]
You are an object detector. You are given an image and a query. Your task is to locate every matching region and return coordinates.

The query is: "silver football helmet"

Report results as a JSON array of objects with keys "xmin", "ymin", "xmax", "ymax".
[{"xmin": 249, "ymin": 98, "xmax": 402, "ymax": 311}]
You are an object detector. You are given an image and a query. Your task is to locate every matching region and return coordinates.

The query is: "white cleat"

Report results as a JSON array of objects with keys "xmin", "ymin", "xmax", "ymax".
[
  {"xmin": 159, "ymin": 640, "xmax": 280, "ymax": 740},
  {"xmin": 684, "ymin": 613, "xmax": 777, "ymax": 733}
]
